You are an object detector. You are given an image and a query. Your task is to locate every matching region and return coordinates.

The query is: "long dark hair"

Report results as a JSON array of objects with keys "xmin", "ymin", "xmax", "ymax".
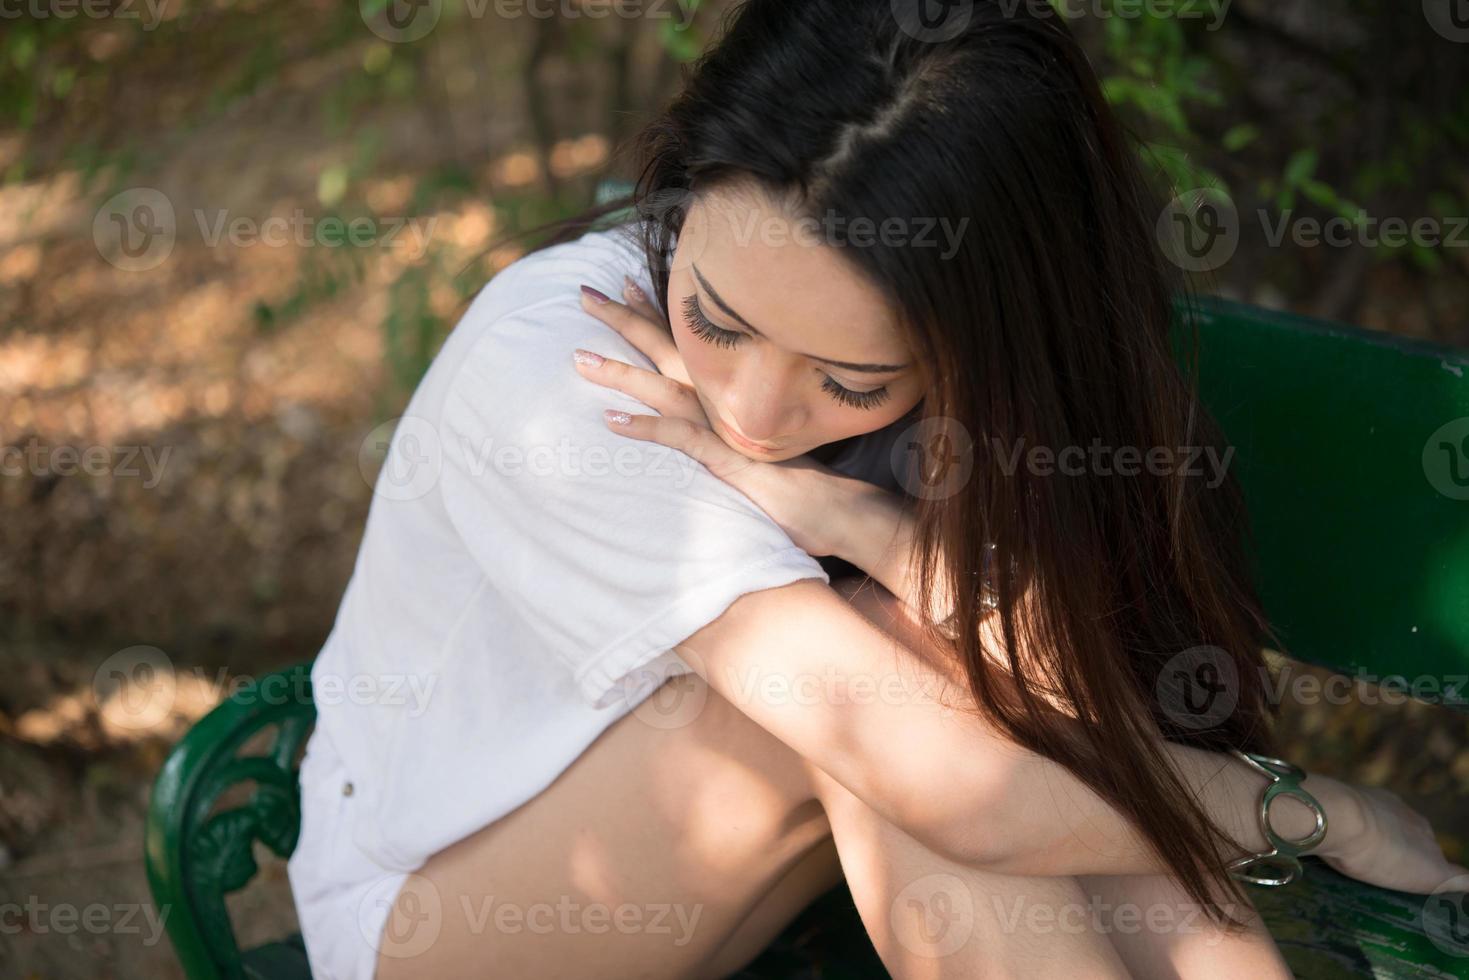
[{"xmin": 503, "ymin": 0, "xmax": 1279, "ymax": 925}]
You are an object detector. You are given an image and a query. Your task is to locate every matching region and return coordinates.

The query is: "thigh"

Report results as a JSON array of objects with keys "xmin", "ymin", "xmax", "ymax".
[
  {"xmin": 375, "ymin": 669, "xmax": 838, "ymax": 980},
  {"xmin": 1077, "ymin": 874, "xmax": 1290, "ymax": 980},
  {"xmin": 807, "ymin": 763, "xmax": 1132, "ymax": 979}
]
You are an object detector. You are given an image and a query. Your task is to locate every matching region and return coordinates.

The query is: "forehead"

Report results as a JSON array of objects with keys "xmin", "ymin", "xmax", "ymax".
[{"xmin": 678, "ymin": 186, "xmax": 911, "ymax": 367}]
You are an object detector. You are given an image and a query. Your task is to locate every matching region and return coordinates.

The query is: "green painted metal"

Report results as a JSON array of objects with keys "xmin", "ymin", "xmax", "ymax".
[
  {"xmin": 1251, "ymin": 859, "xmax": 1469, "ymax": 978},
  {"xmin": 1178, "ymin": 297, "xmax": 1469, "ymax": 705},
  {"xmin": 143, "ymin": 663, "xmax": 316, "ymax": 980}
]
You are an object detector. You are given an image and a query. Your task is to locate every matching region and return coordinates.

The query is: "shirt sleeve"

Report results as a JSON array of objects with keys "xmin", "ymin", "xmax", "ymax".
[{"xmin": 436, "ymin": 303, "xmax": 831, "ymax": 710}]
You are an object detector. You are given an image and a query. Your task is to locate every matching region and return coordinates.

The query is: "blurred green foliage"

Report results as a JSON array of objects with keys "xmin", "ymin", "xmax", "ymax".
[{"xmin": 2, "ymin": 0, "xmax": 1464, "ymax": 393}]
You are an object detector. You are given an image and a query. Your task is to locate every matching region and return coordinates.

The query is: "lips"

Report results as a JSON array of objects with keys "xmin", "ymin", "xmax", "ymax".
[{"xmin": 719, "ymin": 419, "xmax": 780, "ymax": 452}]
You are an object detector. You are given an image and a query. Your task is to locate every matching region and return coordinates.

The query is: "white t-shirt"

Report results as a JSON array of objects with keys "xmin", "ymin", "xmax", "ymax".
[{"xmin": 309, "ymin": 221, "xmax": 910, "ymax": 873}]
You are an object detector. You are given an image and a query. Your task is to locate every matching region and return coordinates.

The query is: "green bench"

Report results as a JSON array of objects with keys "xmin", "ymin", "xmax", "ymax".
[{"xmin": 144, "ymin": 280, "xmax": 1469, "ymax": 975}]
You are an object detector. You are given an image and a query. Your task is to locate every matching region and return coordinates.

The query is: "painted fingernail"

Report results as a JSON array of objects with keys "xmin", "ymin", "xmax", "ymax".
[
  {"xmin": 623, "ymin": 276, "xmax": 646, "ymax": 301},
  {"xmin": 604, "ymin": 409, "xmax": 633, "ymax": 426},
  {"xmin": 581, "ymin": 285, "xmax": 611, "ymax": 304},
  {"xmin": 573, "ymin": 349, "xmax": 604, "ymax": 368}
]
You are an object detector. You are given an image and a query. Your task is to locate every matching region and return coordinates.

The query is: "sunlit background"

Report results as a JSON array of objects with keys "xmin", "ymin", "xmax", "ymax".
[{"xmin": 1, "ymin": 1, "xmax": 1466, "ymax": 976}]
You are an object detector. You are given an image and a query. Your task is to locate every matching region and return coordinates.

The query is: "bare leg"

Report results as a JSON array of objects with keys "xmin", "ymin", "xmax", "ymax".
[
  {"xmin": 375, "ymin": 668, "xmax": 838, "ymax": 980},
  {"xmin": 807, "ymin": 761, "xmax": 1133, "ymax": 979},
  {"xmin": 832, "ymin": 576, "xmax": 1292, "ymax": 980},
  {"xmin": 1077, "ymin": 874, "xmax": 1291, "ymax": 980},
  {"xmin": 375, "ymin": 575, "xmax": 1291, "ymax": 979}
]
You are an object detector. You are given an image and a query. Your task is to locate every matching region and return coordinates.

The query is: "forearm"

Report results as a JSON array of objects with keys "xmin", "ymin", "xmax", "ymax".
[
  {"xmin": 680, "ymin": 579, "xmax": 1361, "ymax": 882},
  {"xmin": 822, "ymin": 481, "xmax": 1361, "ymax": 876},
  {"xmin": 828, "ymin": 480, "xmax": 940, "ymax": 623},
  {"xmin": 956, "ymin": 738, "xmax": 1361, "ymax": 879}
]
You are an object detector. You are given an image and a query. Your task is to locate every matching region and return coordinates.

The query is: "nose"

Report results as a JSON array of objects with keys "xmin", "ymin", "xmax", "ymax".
[{"xmin": 725, "ymin": 354, "xmax": 803, "ymax": 443}]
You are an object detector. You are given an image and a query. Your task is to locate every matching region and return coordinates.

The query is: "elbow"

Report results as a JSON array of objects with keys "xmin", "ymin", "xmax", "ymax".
[{"xmin": 878, "ymin": 744, "xmax": 1027, "ymax": 871}]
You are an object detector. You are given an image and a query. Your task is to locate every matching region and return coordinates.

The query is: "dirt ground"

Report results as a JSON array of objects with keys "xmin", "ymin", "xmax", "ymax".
[{"xmin": 0, "ymin": 3, "xmax": 1466, "ymax": 978}]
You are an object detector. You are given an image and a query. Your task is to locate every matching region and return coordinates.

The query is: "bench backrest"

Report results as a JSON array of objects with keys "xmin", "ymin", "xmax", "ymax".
[{"xmin": 1180, "ymin": 297, "xmax": 1469, "ymax": 706}]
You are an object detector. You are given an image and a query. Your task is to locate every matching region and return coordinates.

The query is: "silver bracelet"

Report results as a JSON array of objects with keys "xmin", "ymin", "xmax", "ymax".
[{"xmin": 1226, "ymin": 749, "xmax": 1329, "ymax": 887}]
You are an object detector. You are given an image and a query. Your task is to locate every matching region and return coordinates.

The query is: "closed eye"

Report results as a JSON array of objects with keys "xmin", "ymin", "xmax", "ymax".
[{"xmin": 681, "ymin": 294, "xmax": 892, "ymax": 411}]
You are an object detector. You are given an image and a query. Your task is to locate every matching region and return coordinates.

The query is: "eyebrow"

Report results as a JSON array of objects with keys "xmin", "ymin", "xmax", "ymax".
[{"xmin": 692, "ymin": 265, "xmax": 912, "ymax": 374}]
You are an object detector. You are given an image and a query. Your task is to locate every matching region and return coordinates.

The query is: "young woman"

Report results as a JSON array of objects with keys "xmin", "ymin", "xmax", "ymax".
[{"xmin": 287, "ymin": 2, "xmax": 1467, "ymax": 978}]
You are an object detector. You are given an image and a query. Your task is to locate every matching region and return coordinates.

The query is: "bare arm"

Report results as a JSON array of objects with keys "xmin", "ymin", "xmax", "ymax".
[{"xmin": 676, "ymin": 576, "xmax": 1364, "ymax": 880}]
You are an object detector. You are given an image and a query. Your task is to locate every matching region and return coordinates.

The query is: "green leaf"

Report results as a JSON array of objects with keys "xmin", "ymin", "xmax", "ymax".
[
  {"xmin": 1283, "ymin": 150, "xmax": 1319, "ymax": 188},
  {"xmin": 1222, "ymin": 124, "xmax": 1260, "ymax": 153}
]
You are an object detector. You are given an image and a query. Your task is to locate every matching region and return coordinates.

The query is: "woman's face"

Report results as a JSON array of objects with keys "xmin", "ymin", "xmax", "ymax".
[{"xmin": 665, "ymin": 185, "xmax": 927, "ymax": 463}]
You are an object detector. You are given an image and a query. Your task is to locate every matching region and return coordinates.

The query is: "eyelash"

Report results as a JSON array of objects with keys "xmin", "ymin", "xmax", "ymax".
[{"xmin": 680, "ymin": 295, "xmax": 893, "ymax": 411}]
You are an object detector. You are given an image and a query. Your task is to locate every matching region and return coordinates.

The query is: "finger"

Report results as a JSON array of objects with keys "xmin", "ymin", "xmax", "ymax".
[
  {"xmin": 622, "ymin": 274, "xmax": 663, "ymax": 322},
  {"xmin": 572, "ymin": 349, "xmax": 706, "ymax": 425},
  {"xmin": 580, "ymin": 284, "xmax": 690, "ymax": 385},
  {"xmin": 602, "ymin": 409, "xmax": 747, "ymax": 477}
]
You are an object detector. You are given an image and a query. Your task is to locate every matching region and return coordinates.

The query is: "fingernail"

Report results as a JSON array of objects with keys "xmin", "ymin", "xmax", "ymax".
[
  {"xmin": 573, "ymin": 349, "xmax": 604, "ymax": 368},
  {"xmin": 581, "ymin": 285, "xmax": 611, "ymax": 304},
  {"xmin": 604, "ymin": 409, "xmax": 633, "ymax": 426},
  {"xmin": 623, "ymin": 275, "xmax": 646, "ymax": 301}
]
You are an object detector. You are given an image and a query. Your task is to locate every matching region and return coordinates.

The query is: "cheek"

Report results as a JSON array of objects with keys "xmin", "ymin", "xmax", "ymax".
[{"xmin": 671, "ymin": 321, "xmax": 729, "ymax": 390}]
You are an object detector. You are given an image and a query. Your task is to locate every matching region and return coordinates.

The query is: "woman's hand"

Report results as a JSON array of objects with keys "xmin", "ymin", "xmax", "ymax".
[
  {"xmin": 1311, "ymin": 778, "xmax": 1469, "ymax": 895},
  {"xmin": 573, "ymin": 278, "xmax": 861, "ymax": 558}
]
